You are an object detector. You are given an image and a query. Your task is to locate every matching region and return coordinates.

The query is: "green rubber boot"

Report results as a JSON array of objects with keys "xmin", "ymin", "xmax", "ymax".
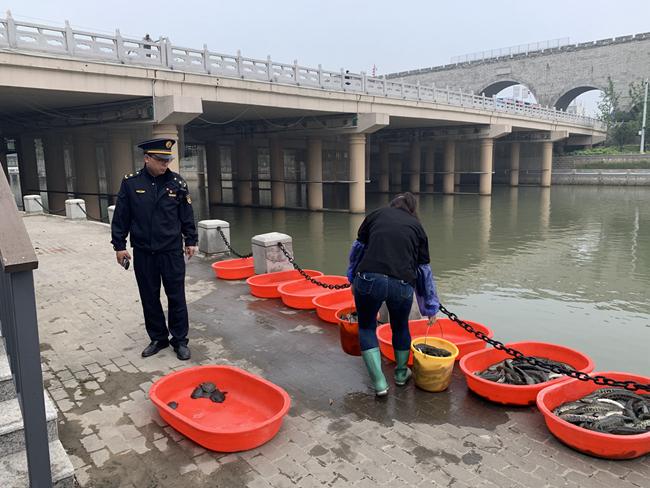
[
  {"xmin": 361, "ymin": 348, "xmax": 389, "ymax": 396},
  {"xmin": 394, "ymin": 350, "xmax": 413, "ymax": 386}
]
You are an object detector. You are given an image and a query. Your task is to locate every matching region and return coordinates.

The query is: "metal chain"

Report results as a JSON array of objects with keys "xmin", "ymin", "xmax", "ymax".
[
  {"xmin": 75, "ymin": 203, "xmax": 103, "ymax": 222},
  {"xmin": 31, "ymin": 197, "xmax": 66, "ymax": 215},
  {"xmin": 216, "ymin": 227, "xmax": 252, "ymax": 258},
  {"xmin": 438, "ymin": 305, "xmax": 650, "ymax": 392},
  {"xmin": 277, "ymin": 242, "xmax": 351, "ymax": 290}
]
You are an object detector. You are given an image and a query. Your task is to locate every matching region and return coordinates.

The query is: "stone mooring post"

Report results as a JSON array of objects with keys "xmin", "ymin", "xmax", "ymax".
[
  {"xmin": 251, "ymin": 232, "xmax": 293, "ymax": 274},
  {"xmin": 198, "ymin": 219, "xmax": 231, "ymax": 256}
]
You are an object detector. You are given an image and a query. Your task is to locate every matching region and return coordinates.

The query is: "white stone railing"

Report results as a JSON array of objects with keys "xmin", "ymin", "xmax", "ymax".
[
  {"xmin": 0, "ymin": 12, "xmax": 604, "ymax": 130},
  {"xmin": 450, "ymin": 37, "xmax": 571, "ymax": 64}
]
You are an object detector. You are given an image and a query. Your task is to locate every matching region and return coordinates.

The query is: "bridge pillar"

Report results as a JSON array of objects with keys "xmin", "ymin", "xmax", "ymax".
[
  {"xmin": 424, "ymin": 144, "xmax": 435, "ymax": 192},
  {"xmin": 151, "ymin": 124, "xmax": 180, "ymax": 173},
  {"xmin": 108, "ymin": 131, "xmax": 134, "ymax": 195},
  {"xmin": 390, "ymin": 151, "xmax": 402, "ymax": 192},
  {"xmin": 509, "ymin": 142, "xmax": 520, "ymax": 187},
  {"xmin": 408, "ymin": 139, "xmax": 421, "ymax": 193},
  {"xmin": 443, "ymin": 140, "xmax": 455, "ymax": 194},
  {"xmin": 307, "ymin": 137, "xmax": 323, "ymax": 211},
  {"xmin": 479, "ymin": 138, "xmax": 494, "ymax": 196},
  {"xmin": 43, "ymin": 134, "xmax": 68, "ymax": 214},
  {"xmin": 540, "ymin": 141, "xmax": 553, "ymax": 187},
  {"xmin": 378, "ymin": 142, "xmax": 390, "ymax": 192},
  {"xmin": 72, "ymin": 133, "xmax": 101, "ymax": 220},
  {"xmin": 349, "ymin": 134, "xmax": 366, "ymax": 213},
  {"xmin": 205, "ymin": 141, "xmax": 222, "ymax": 206},
  {"xmin": 17, "ymin": 136, "xmax": 39, "ymax": 197},
  {"xmin": 236, "ymin": 139, "xmax": 253, "ymax": 206},
  {"xmin": 270, "ymin": 137, "xmax": 285, "ymax": 208}
]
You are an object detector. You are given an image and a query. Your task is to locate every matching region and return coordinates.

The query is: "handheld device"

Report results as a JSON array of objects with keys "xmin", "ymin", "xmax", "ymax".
[{"xmin": 122, "ymin": 257, "xmax": 130, "ymax": 270}]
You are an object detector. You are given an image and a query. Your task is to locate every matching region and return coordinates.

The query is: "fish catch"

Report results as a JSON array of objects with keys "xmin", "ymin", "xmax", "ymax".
[
  {"xmin": 414, "ymin": 343, "xmax": 452, "ymax": 358},
  {"xmin": 475, "ymin": 357, "xmax": 569, "ymax": 385},
  {"xmin": 553, "ymin": 388, "xmax": 650, "ymax": 435},
  {"xmin": 343, "ymin": 311, "xmax": 358, "ymax": 323},
  {"xmin": 190, "ymin": 382, "xmax": 228, "ymax": 403}
]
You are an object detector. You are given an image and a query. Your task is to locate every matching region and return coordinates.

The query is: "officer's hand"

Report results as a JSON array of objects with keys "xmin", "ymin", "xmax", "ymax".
[
  {"xmin": 116, "ymin": 250, "xmax": 131, "ymax": 266},
  {"xmin": 185, "ymin": 246, "xmax": 198, "ymax": 259}
]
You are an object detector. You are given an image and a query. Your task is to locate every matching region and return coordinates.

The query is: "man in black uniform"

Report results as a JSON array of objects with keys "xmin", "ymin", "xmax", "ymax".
[{"xmin": 111, "ymin": 138, "xmax": 198, "ymax": 360}]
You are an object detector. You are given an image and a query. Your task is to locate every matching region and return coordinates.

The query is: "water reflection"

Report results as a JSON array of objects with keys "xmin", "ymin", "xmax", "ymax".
[{"xmin": 205, "ymin": 186, "xmax": 650, "ymax": 374}]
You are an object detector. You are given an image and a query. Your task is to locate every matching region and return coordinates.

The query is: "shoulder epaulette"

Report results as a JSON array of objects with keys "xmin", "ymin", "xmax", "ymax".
[{"xmin": 124, "ymin": 171, "xmax": 140, "ymax": 180}]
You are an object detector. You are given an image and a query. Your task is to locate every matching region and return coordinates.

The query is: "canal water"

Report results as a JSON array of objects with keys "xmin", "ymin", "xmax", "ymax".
[{"xmin": 200, "ymin": 186, "xmax": 650, "ymax": 375}]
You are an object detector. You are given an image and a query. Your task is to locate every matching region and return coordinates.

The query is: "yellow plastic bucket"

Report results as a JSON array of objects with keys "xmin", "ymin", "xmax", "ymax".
[{"xmin": 411, "ymin": 337, "xmax": 459, "ymax": 392}]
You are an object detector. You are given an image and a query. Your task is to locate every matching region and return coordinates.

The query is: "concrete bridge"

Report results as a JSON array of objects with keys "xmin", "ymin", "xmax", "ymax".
[
  {"xmin": 0, "ymin": 12, "xmax": 605, "ymax": 217},
  {"xmin": 389, "ymin": 33, "xmax": 650, "ymax": 111}
]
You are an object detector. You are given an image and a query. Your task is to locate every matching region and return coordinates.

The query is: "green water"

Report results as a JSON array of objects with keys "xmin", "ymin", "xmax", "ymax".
[{"xmin": 202, "ymin": 186, "xmax": 650, "ymax": 375}]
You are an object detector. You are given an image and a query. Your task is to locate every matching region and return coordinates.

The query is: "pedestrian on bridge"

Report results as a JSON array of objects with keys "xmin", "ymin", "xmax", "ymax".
[
  {"xmin": 347, "ymin": 192, "xmax": 440, "ymax": 396},
  {"xmin": 110, "ymin": 138, "xmax": 198, "ymax": 361}
]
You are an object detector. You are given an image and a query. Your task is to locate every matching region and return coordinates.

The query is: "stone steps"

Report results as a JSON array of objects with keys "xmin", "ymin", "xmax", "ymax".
[{"xmin": 0, "ymin": 338, "xmax": 75, "ymax": 486}]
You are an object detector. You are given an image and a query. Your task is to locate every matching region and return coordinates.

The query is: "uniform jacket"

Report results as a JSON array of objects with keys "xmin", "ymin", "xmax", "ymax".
[{"xmin": 111, "ymin": 167, "xmax": 198, "ymax": 253}]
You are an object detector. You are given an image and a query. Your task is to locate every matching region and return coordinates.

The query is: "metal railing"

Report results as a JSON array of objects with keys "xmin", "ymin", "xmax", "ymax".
[
  {"xmin": 450, "ymin": 37, "xmax": 571, "ymax": 64},
  {"xmin": 0, "ymin": 12, "xmax": 603, "ymax": 130},
  {"xmin": 0, "ymin": 169, "xmax": 52, "ymax": 485}
]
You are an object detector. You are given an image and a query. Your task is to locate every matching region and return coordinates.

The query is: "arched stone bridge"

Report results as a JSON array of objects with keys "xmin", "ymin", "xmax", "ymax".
[{"xmin": 389, "ymin": 33, "xmax": 650, "ymax": 110}]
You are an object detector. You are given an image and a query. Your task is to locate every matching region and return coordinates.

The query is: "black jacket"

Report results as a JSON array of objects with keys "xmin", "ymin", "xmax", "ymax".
[{"xmin": 111, "ymin": 167, "xmax": 198, "ymax": 253}]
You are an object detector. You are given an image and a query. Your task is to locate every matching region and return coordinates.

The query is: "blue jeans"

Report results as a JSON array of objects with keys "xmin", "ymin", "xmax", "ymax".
[{"xmin": 353, "ymin": 272, "xmax": 414, "ymax": 352}]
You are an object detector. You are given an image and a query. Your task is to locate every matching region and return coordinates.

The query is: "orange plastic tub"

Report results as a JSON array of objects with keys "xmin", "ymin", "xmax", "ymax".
[
  {"xmin": 211, "ymin": 257, "xmax": 255, "ymax": 280},
  {"xmin": 246, "ymin": 269, "xmax": 323, "ymax": 298},
  {"xmin": 149, "ymin": 365, "xmax": 291, "ymax": 452},
  {"xmin": 336, "ymin": 306, "xmax": 361, "ymax": 356},
  {"xmin": 277, "ymin": 275, "xmax": 349, "ymax": 310},
  {"xmin": 312, "ymin": 289, "xmax": 355, "ymax": 323},
  {"xmin": 377, "ymin": 318, "xmax": 493, "ymax": 366},
  {"xmin": 537, "ymin": 371, "xmax": 650, "ymax": 459},
  {"xmin": 459, "ymin": 341, "xmax": 595, "ymax": 406}
]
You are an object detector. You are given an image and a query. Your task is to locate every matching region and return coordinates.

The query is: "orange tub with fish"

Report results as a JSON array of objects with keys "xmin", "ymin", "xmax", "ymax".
[
  {"xmin": 149, "ymin": 365, "xmax": 290, "ymax": 452},
  {"xmin": 312, "ymin": 289, "xmax": 354, "ymax": 324},
  {"xmin": 536, "ymin": 371, "xmax": 650, "ymax": 460},
  {"xmin": 277, "ymin": 275, "xmax": 349, "ymax": 310},
  {"xmin": 459, "ymin": 341, "xmax": 595, "ymax": 406},
  {"xmin": 377, "ymin": 318, "xmax": 492, "ymax": 366}
]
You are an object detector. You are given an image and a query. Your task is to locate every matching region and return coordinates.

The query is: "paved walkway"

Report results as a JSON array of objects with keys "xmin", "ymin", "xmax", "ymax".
[{"xmin": 25, "ymin": 214, "xmax": 649, "ymax": 487}]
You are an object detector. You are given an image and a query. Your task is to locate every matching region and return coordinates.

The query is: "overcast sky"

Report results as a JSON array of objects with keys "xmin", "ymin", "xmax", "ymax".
[{"xmin": 7, "ymin": 0, "xmax": 650, "ymax": 75}]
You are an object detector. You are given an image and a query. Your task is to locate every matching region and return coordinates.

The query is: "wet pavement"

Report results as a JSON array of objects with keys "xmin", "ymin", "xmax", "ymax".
[{"xmin": 25, "ymin": 214, "xmax": 649, "ymax": 487}]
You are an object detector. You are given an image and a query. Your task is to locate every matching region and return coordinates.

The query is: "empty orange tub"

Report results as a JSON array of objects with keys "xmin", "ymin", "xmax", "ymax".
[
  {"xmin": 377, "ymin": 318, "xmax": 492, "ymax": 366},
  {"xmin": 312, "ymin": 289, "xmax": 355, "ymax": 323},
  {"xmin": 459, "ymin": 341, "xmax": 595, "ymax": 406},
  {"xmin": 246, "ymin": 269, "xmax": 323, "ymax": 298},
  {"xmin": 149, "ymin": 365, "xmax": 291, "ymax": 452},
  {"xmin": 211, "ymin": 257, "xmax": 255, "ymax": 280},
  {"xmin": 537, "ymin": 371, "xmax": 650, "ymax": 459},
  {"xmin": 336, "ymin": 306, "xmax": 361, "ymax": 356},
  {"xmin": 277, "ymin": 275, "xmax": 349, "ymax": 309}
]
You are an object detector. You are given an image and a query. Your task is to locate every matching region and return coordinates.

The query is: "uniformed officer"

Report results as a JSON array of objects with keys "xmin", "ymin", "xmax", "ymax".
[{"xmin": 110, "ymin": 138, "xmax": 198, "ymax": 360}]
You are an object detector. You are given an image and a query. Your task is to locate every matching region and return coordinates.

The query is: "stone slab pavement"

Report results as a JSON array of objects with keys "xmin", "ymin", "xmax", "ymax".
[{"xmin": 24, "ymin": 214, "xmax": 650, "ymax": 487}]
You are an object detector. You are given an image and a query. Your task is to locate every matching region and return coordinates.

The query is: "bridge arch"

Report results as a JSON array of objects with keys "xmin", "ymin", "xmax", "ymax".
[
  {"xmin": 554, "ymin": 85, "xmax": 604, "ymax": 111},
  {"xmin": 478, "ymin": 79, "xmax": 539, "ymax": 102}
]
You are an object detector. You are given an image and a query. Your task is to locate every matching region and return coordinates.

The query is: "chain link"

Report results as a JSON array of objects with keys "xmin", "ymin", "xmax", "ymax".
[
  {"xmin": 438, "ymin": 304, "xmax": 650, "ymax": 393},
  {"xmin": 216, "ymin": 227, "xmax": 252, "ymax": 258},
  {"xmin": 277, "ymin": 242, "xmax": 351, "ymax": 290}
]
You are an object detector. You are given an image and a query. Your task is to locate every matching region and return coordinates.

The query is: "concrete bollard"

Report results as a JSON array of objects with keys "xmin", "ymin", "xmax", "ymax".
[
  {"xmin": 107, "ymin": 205, "xmax": 115, "ymax": 225},
  {"xmin": 23, "ymin": 195, "xmax": 44, "ymax": 214},
  {"xmin": 65, "ymin": 199, "xmax": 87, "ymax": 220},
  {"xmin": 251, "ymin": 232, "xmax": 293, "ymax": 275},
  {"xmin": 198, "ymin": 219, "xmax": 231, "ymax": 256}
]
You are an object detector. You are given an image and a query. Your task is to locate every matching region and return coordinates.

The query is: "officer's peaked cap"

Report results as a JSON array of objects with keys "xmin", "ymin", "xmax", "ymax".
[{"xmin": 138, "ymin": 138, "xmax": 175, "ymax": 160}]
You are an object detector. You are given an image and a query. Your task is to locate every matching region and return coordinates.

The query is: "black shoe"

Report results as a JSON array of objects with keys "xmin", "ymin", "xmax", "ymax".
[
  {"xmin": 174, "ymin": 344, "xmax": 191, "ymax": 361},
  {"xmin": 141, "ymin": 340, "xmax": 169, "ymax": 358}
]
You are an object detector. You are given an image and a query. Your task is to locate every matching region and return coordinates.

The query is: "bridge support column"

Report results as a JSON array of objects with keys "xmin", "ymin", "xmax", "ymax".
[
  {"xmin": 408, "ymin": 140, "xmax": 421, "ymax": 193},
  {"xmin": 17, "ymin": 136, "xmax": 40, "ymax": 197},
  {"xmin": 73, "ymin": 133, "xmax": 101, "ymax": 220},
  {"xmin": 390, "ymin": 153, "xmax": 402, "ymax": 192},
  {"xmin": 270, "ymin": 138, "xmax": 285, "ymax": 208},
  {"xmin": 540, "ymin": 141, "xmax": 553, "ymax": 187},
  {"xmin": 509, "ymin": 142, "xmax": 520, "ymax": 187},
  {"xmin": 443, "ymin": 140, "xmax": 455, "ymax": 194},
  {"xmin": 152, "ymin": 124, "xmax": 180, "ymax": 173},
  {"xmin": 349, "ymin": 134, "xmax": 366, "ymax": 213},
  {"xmin": 236, "ymin": 139, "xmax": 253, "ymax": 206},
  {"xmin": 43, "ymin": 134, "xmax": 68, "ymax": 214},
  {"xmin": 424, "ymin": 144, "xmax": 435, "ymax": 192},
  {"xmin": 378, "ymin": 142, "xmax": 389, "ymax": 192},
  {"xmin": 307, "ymin": 137, "xmax": 323, "ymax": 211},
  {"xmin": 479, "ymin": 138, "xmax": 494, "ymax": 196},
  {"xmin": 205, "ymin": 141, "xmax": 222, "ymax": 206},
  {"xmin": 109, "ymin": 131, "xmax": 134, "ymax": 196}
]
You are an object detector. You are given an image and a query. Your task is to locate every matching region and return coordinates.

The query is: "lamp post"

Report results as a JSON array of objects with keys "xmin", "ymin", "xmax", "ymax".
[{"xmin": 640, "ymin": 78, "xmax": 649, "ymax": 154}]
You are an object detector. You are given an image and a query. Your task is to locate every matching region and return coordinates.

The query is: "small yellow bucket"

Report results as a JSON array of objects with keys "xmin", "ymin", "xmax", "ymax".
[{"xmin": 411, "ymin": 337, "xmax": 459, "ymax": 392}]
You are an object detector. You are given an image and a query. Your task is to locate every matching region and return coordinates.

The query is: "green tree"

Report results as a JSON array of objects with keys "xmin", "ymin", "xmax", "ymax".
[{"xmin": 597, "ymin": 76, "xmax": 619, "ymax": 135}]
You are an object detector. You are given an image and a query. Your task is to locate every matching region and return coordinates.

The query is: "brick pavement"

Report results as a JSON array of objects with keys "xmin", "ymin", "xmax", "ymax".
[{"xmin": 25, "ymin": 214, "xmax": 650, "ymax": 487}]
